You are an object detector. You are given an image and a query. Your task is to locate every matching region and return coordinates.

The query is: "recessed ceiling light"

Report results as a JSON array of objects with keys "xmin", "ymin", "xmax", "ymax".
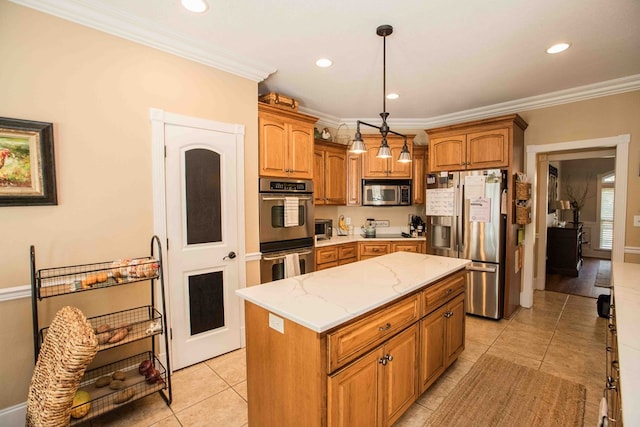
[
  {"xmin": 181, "ymin": 0, "xmax": 208, "ymax": 13},
  {"xmin": 315, "ymin": 58, "xmax": 333, "ymax": 68},
  {"xmin": 546, "ymin": 42, "xmax": 571, "ymax": 54},
  {"xmin": 386, "ymin": 93, "xmax": 399, "ymax": 100}
]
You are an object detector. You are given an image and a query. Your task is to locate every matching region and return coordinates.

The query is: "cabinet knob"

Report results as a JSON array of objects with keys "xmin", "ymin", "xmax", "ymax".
[
  {"xmin": 378, "ymin": 322, "xmax": 392, "ymax": 331},
  {"xmin": 378, "ymin": 357, "xmax": 388, "ymax": 366},
  {"xmin": 444, "ymin": 311, "xmax": 453, "ymax": 318},
  {"xmin": 385, "ymin": 353, "xmax": 393, "ymax": 362}
]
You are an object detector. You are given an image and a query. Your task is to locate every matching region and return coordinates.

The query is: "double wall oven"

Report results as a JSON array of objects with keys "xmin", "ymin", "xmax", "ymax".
[{"xmin": 259, "ymin": 178, "xmax": 314, "ymax": 283}]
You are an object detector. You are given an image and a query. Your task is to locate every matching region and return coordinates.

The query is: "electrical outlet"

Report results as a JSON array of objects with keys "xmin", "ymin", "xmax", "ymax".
[
  {"xmin": 268, "ymin": 313, "xmax": 284, "ymax": 334},
  {"xmin": 634, "ymin": 215, "xmax": 640, "ymax": 227},
  {"xmin": 374, "ymin": 220, "xmax": 390, "ymax": 227}
]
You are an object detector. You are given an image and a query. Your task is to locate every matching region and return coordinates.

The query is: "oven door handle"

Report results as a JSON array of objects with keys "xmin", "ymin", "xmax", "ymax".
[
  {"xmin": 261, "ymin": 196, "xmax": 312, "ymax": 201},
  {"xmin": 262, "ymin": 250, "xmax": 313, "ymax": 261}
]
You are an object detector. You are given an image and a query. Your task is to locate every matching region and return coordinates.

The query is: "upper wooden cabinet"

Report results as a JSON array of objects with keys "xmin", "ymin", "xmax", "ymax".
[
  {"xmin": 314, "ymin": 140, "xmax": 347, "ymax": 205},
  {"xmin": 426, "ymin": 115, "xmax": 527, "ymax": 172},
  {"xmin": 412, "ymin": 145, "xmax": 427, "ymax": 205},
  {"xmin": 258, "ymin": 103, "xmax": 317, "ymax": 179},
  {"xmin": 362, "ymin": 135, "xmax": 414, "ymax": 179}
]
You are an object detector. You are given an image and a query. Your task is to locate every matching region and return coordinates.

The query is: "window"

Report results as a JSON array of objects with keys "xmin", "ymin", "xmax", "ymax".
[{"xmin": 597, "ymin": 171, "xmax": 615, "ymax": 250}]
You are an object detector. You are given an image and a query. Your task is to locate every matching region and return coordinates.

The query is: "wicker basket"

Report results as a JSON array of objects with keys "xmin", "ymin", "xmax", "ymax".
[
  {"xmin": 258, "ymin": 92, "xmax": 299, "ymax": 111},
  {"xmin": 26, "ymin": 306, "xmax": 98, "ymax": 426},
  {"xmin": 515, "ymin": 206, "xmax": 532, "ymax": 224},
  {"xmin": 514, "ymin": 182, "xmax": 531, "ymax": 201}
]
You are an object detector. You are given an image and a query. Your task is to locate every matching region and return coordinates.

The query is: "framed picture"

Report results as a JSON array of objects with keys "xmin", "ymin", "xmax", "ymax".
[
  {"xmin": 548, "ymin": 164, "xmax": 558, "ymax": 214},
  {"xmin": 0, "ymin": 117, "xmax": 57, "ymax": 206}
]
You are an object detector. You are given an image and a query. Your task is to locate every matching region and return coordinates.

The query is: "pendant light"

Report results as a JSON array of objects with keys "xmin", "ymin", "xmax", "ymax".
[{"xmin": 349, "ymin": 25, "xmax": 410, "ymax": 163}]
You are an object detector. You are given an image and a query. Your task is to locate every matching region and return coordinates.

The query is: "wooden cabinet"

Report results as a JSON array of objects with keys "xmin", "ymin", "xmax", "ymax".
[
  {"xmin": 362, "ymin": 135, "xmax": 413, "ymax": 179},
  {"xmin": 244, "ymin": 269, "xmax": 466, "ymax": 427},
  {"xmin": 314, "ymin": 140, "xmax": 347, "ymax": 205},
  {"xmin": 419, "ymin": 292, "xmax": 465, "ymax": 393},
  {"xmin": 359, "ymin": 241, "xmax": 390, "ymax": 260},
  {"xmin": 329, "ymin": 324, "xmax": 419, "ymax": 427},
  {"xmin": 412, "ymin": 145, "xmax": 427, "ymax": 205},
  {"xmin": 258, "ymin": 103, "xmax": 317, "ymax": 179},
  {"xmin": 428, "ymin": 128, "xmax": 509, "ymax": 172},
  {"xmin": 316, "ymin": 242, "xmax": 357, "ymax": 270},
  {"xmin": 547, "ymin": 224, "xmax": 583, "ymax": 276},
  {"xmin": 391, "ymin": 241, "xmax": 424, "ymax": 254},
  {"xmin": 346, "ymin": 152, "xmax": 362, "ymax": 206}
]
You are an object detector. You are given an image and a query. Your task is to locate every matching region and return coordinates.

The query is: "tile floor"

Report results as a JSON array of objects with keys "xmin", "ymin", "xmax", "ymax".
[{"xmin": 87, "ymin": 290, "xmax": 606, "ymax": 426}]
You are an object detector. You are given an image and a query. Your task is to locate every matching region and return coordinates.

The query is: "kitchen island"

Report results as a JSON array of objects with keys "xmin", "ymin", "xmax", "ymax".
[{"xmin": 236, "ymin": 252, "xmax": 470, "ymax": 426}]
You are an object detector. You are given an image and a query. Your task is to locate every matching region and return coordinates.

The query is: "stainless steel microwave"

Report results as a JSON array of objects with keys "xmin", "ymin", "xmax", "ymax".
[{"xmin": 362, "ymin": 180, "xmax": 411, "ymax": 206}]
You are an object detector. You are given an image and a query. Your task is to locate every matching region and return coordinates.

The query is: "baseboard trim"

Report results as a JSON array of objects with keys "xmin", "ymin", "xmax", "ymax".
[{"xmin": 0, "ymin": 401, "xmax": 26, "ymax": 426}]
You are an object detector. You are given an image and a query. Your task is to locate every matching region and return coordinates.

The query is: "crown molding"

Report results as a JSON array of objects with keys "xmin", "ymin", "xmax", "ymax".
[{"xmin": 9, "ymin": 0, "xmax": 275, "ymax": 82}]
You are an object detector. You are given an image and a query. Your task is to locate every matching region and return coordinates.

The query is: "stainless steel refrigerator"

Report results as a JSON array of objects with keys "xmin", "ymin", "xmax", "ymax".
[{"xmin": 425, "ymin": 169, "xmax": 506, "ymax": 319}]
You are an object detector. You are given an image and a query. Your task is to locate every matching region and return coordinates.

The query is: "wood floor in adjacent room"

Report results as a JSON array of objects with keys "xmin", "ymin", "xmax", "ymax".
[{"xmin": 545, "ymin": 257, "xmax": 611, "ymax": 299}]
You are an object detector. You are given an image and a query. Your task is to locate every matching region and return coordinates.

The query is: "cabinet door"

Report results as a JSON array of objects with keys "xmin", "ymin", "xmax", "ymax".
[
  {"xmin": 382, "ymin": 324, "xmax": 419, "ymax": 426},
  {"xmin": 429, "ymin": 134, "xmax": 466, "ymax": 172},
  {"xmin": 412, "ymin": 146, "xmax": 426, "ymax": 204},
  {"xmin": 313, "ymin": 149, "xmax": 326, "ymax": 204},
  {"xmin": 362, "ymin": 144, "xmax": 389, "ymax": 178},
  {"xmin": 391, "ymin": 242, "xmax": 421, "ymax": 253},
  {"xmin": 325, "ymin": 148, "xmax": 347, "ymax": 204},
  {"xmin": 328, "ymin": 347, "xmax": 384, "ymax": 427},
  {"xmin": 466, "ymin": 128, "xmax": 509, "ymax": 169},
  {"xmin": 445, "ymin": 293, "xmax": 465, "ymax": 366},
  {"xmin": 419, "ymin": 305, "xmax": 447, "ymax": 393},
  {"xmin": 288, "ymin": 122, "xmax": 314, "ymax": 179},
  {"xmin": 387, "ymin": 140, "xmax": 412, "ymax": 178},
  {"xmin": 259, "ymin": 115, "xmax": 288, "ymax": 177},
  {"xmin": 346, "ymin": 153, "xmax": 362, "ymax": 206}
]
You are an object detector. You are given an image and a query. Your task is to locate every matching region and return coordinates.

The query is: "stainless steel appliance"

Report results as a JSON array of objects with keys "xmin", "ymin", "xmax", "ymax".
[
  {"xmin": 425, "ymin": 169, "xmax": 506, "ymax": 319},
  {"xmin": 314, "ymin": 219, "xmax": 333, "ymax": 241},
  {"xmin": 362, "ymin": 180, "xmax": 411, "ymax": 206},
  {"xmin": 259, "ymin": 178, "xmax": 314, "ymax": 283}
]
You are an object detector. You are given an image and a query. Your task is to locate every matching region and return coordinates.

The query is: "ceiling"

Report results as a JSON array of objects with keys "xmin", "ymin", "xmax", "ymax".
[{"xmin": 13, "ymin": 0, "xmax": 640, "ymax": 129}]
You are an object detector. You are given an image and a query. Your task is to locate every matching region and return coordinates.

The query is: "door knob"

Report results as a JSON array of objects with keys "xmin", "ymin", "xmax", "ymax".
[{"xmin": 223, "ymin": 251, "xmax": 237, "ymax": 260}]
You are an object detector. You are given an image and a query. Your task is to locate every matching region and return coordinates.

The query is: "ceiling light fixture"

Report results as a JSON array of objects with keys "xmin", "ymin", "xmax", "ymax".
[
  {"xmin": 316, "ymin": 58, "xmax": 333, "ymax": 68},
  {"xmin": 350, "ymin": 25, "xmax": 410, "ymax": 163},
  {"xmin": 546, "ymin": 42, "xmax": 570, "ymax": 54},
  {"xmin": 386, "ymin": 93, "xmax": 399, "ymax": 100},
  {"xmin": 181, "ymin": 0, "xmax": 208, "ymax": 13}
]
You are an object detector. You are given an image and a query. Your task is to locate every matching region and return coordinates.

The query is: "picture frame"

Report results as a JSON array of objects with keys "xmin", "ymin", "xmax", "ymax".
[
  {"xmin": 0, "ymin": 117, "xmax": 57, "ymax": 206},
  {"xmin": 548, "ymin": 164, "xmax": 558, "ymax": 214}
]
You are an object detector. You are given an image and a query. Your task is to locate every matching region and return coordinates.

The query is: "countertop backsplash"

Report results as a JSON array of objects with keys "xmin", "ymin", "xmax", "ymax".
[{"xmin": 315, "ymin": 205, "xmax": 425, "ymax": 234}]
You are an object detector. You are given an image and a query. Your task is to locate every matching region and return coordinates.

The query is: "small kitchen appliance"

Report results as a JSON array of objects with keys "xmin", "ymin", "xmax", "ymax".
[
  {"xmin": 361, "ymin": 218, "xmax": 377, "ymax": 238},
  {"xmin": 314, "ymin": 219, "xmax": 333, "ymax": 241}
]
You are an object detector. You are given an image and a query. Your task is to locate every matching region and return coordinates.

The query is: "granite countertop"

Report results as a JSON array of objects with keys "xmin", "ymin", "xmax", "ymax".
[
  {"xmin": 236, "ymin": 252, "xmax": 470, "ymax": 333},
  {"xmin": 611, "ymin": 261, "xmax": 640, "ymax": 424}
]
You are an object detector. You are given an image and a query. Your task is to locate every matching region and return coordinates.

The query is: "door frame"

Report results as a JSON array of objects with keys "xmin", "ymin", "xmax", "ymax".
[
  {"xmin": 149, "ymin": 108, "xmax": 247, "ymax": 370},
  {"xmin": 522, "ymin": 134, "xmax": 629, "ymax": 308}
]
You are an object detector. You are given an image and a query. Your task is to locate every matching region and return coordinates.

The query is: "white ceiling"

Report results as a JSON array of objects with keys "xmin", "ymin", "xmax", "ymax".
[{"xmin": 13, "ymin": 0, "xmax": 640, "ymax": 129}]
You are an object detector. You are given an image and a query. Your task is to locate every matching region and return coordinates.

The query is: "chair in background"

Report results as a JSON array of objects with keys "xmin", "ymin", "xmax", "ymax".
[{"xmin": 26, "ymin": 305, "xmax": 98, "ymax": 426}]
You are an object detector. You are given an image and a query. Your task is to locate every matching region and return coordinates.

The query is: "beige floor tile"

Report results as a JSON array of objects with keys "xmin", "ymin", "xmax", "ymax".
[
  {"xmin": 459, "ymin": 338, "xmax": 489, "ymax": 362},
  {"xmin": 533, "ymin": 290, "xmax": 568, "ymax": 308},
  {"xmin": 233, "ymin": 380, "xmax": 248, "ymax": 401},
  {"xmin": 392, "ymin": 401, "xmax": 434, "ymax": 426},
  {"xmin": 440, "ymin": 357, "xmax": 475, "ymax": 383},
  {"xmin": 484, "ymin": 347, "xmax": 542, "ymax": 369},
  {"xmin": 174, "ymin": 388, "xmax": 248, "ymax": 427},
  {"xmin": 149, "ymin": 415, "xmax": 182, "ymax": 427},
  {"xmin": 415, "ymin": 376, "xmax": 458, "ymax": 410},
  {"xmin": 490, "ymin": 326, "xmax": 552, "ymax": 360},
  {"xmin": 90, "ymin": 392, "xmax": 173, "ymax": 427},
  {"xmin": 205, "ymin": 347, "xmax": 247, "ymax": 386},
  {"xmin": 465, "ymin": 316, "xmax": 509, "ymax": 345},
  {"xmin": 169, "ymin": 363, "xmax": 230, "ymax": 412},
  {"xmin": 512, "ymin": 306, "xmax": 561, "ymax": 330}
]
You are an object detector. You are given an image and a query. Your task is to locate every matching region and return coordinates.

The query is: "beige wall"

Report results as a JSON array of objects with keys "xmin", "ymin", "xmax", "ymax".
[
  {"xmin": 518, "ymin": 90, "xmax": 640, "ymax": 263},
  {"xmin": 0, "ymin": 1, "xmax": 259, "ymax": 408}
]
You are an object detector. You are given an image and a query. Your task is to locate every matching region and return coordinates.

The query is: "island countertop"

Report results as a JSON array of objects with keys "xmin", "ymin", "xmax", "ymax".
[{"xmin": 236, "ymin": 252, "xmax": 470, "ymax": 333}]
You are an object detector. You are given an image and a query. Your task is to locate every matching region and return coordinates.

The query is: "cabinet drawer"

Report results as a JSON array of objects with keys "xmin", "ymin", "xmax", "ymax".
[
  {"xmin": 359, "ymin": 243, "xmax": 390, "ymax": 257},
  {"xmin": 328, "ymin": 294, "xmax": 420, "ymax": 372},
  {"xmin": 338, "ymin": 243, "xmax": 357, "ymax": 260},
  {"xmin": 316, "ymin": 247, "xmax": 338, "ymax": 265},
  {"xmin": 392, "ymin": 242, "xmax": 422, "ymax": 253},
  {"xmin": 422, "ymin": 270, "xmax": 466, "ymax": 316}
]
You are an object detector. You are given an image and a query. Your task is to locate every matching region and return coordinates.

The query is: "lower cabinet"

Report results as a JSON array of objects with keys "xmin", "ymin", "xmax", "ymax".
[
  {"xmin": 328, "ymin": 324, "xmax": 419, "ymax": 427},
  {"xmin": 316, "ymin": 242, "xmax": 358, "ymax": 270},
  {"xmin": 419, "ymin": 293, "xmax": 465, "ymax": 392}
]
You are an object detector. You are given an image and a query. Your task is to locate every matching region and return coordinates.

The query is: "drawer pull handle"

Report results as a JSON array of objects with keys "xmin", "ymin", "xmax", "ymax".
[
  {"xmin": 445, "ymin": 288, "xmax": 453, "ymax": 294},
  {"xmin": 378, "ymin": 323, "xmax": 392, "ymax": 331}
]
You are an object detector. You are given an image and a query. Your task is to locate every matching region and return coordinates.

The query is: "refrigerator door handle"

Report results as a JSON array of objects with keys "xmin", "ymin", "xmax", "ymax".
[{"xmin": 466, "ymin": 265, "xmax": 498, "ymax": 273}]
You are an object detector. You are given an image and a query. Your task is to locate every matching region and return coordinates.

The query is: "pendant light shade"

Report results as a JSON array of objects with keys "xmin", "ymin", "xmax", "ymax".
[
  {"xmin": 352, "ymin": 25, "xmax": 410, "ymax": 162},
  {"xmin": 397, "ymin": 138, "xmax": 411, "ymax": 163}
]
